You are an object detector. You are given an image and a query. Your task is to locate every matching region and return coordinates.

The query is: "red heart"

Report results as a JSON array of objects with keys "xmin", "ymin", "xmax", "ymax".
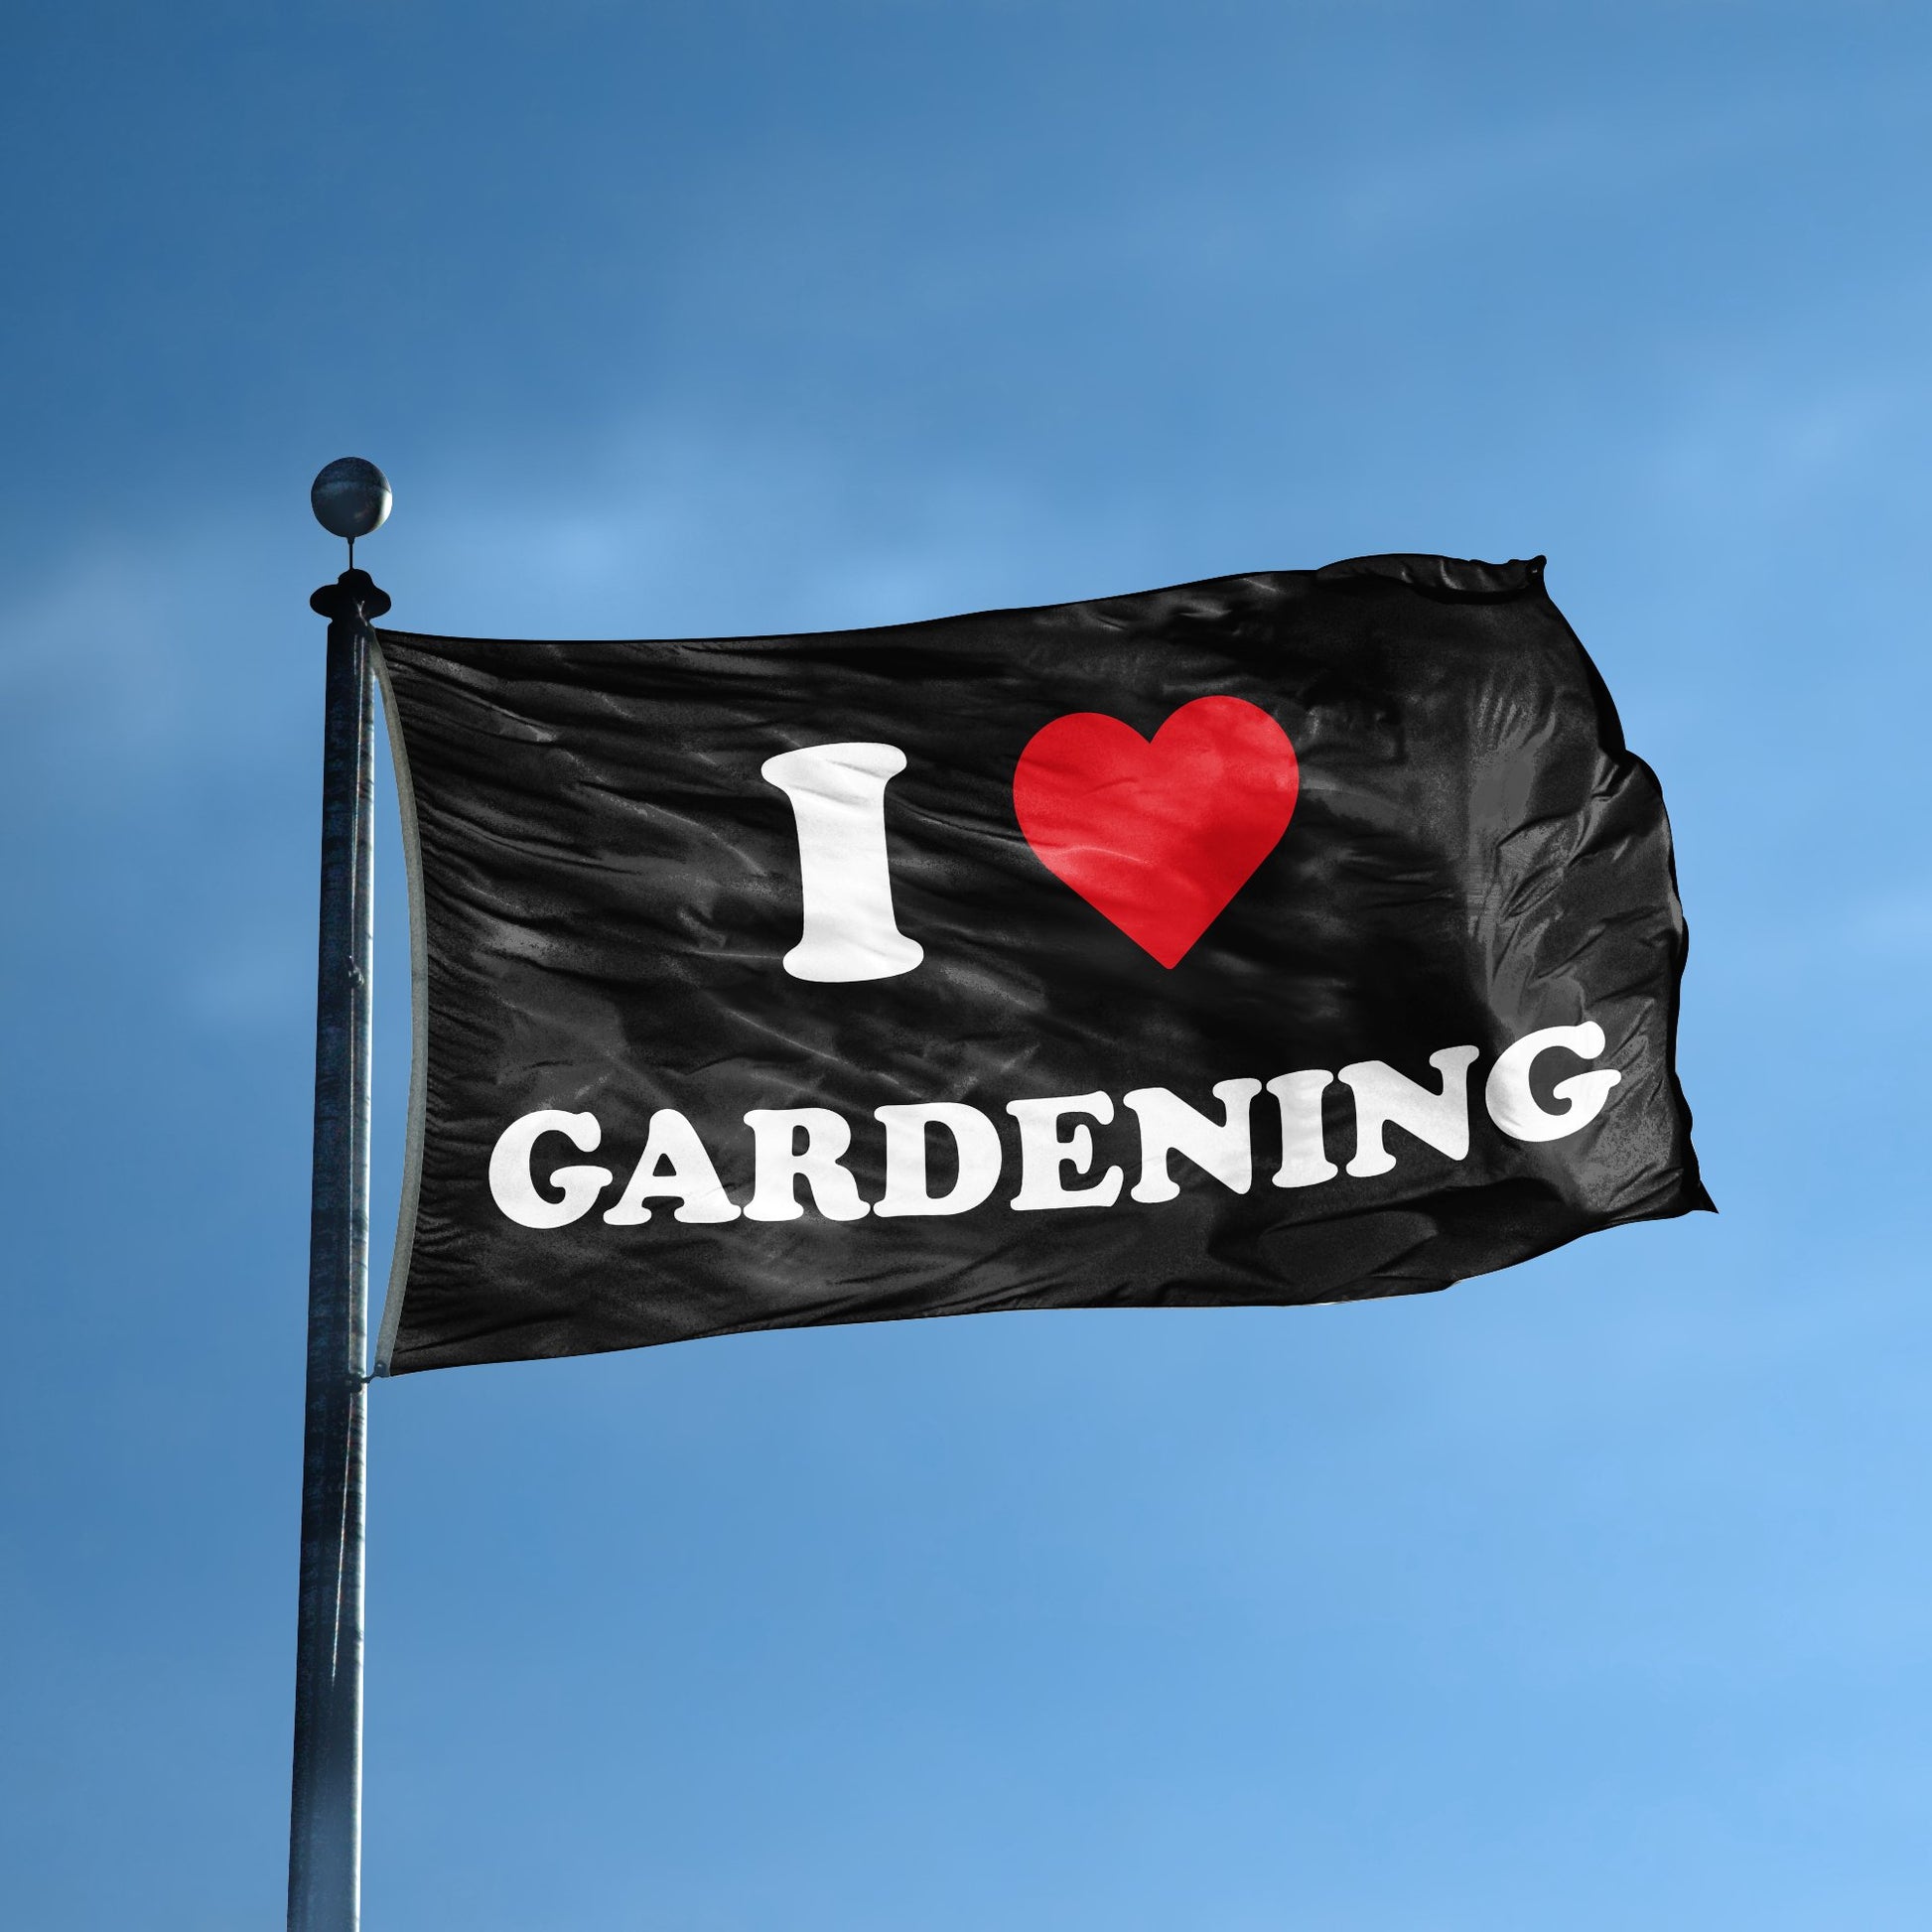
[{"xmin": 1013, "ymin": 697, "xmax": 1300, "ymax": 968}]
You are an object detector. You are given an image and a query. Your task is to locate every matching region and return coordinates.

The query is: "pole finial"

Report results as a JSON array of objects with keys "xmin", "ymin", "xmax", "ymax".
[{"xmin": 311, "ymin": 458, "xmax": 392, "ymax": 567}]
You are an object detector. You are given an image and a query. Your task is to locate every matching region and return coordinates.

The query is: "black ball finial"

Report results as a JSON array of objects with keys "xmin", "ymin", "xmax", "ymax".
[{"xmin": 311, "ymin": 458, "xmax": 392, "ymax": 542}]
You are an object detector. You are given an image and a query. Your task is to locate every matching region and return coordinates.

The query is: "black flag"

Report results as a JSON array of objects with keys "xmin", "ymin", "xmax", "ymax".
[{"xmin": 371, "ymin": 554, "xmax": 1707, "ymax": 1375}]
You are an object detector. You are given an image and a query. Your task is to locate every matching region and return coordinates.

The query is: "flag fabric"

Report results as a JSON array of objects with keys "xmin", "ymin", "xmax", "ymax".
[{"xmin": 370, "ymin": 554, "xmax": 1707, "ymax": 1375}]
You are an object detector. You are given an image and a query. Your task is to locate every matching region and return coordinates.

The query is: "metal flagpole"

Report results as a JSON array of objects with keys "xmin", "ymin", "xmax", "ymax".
[{"xmin": 290, "ymin": 461, "xmax": 392, "ymax": 1932}]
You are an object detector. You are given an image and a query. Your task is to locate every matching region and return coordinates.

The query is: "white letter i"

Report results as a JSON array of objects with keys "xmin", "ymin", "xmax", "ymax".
[{"xmin": 761, "ymin": 743, "xmax": 924, "ymax": 983}]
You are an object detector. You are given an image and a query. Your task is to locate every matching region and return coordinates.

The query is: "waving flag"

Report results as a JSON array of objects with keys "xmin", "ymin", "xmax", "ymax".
[{"xmin": 370, "ymin": 553, "xmax": 1707, "ymax": 1374}]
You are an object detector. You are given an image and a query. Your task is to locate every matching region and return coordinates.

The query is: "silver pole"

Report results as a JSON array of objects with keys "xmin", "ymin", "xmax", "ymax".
[{"xmin": 288, "ymin": 564, "xmax": 385, "ymax": 1932}]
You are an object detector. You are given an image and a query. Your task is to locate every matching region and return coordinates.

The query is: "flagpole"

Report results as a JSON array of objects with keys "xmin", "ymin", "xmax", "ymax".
[{"xmin": 290, "ymin": 463, "xmax": 392, "ymax": 1932}]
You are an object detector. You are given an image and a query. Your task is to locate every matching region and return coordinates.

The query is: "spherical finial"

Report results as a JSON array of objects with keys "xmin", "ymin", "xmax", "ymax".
[{"xmin": 311, "ymin": 458, "xmax": 392, "ymax": 542}]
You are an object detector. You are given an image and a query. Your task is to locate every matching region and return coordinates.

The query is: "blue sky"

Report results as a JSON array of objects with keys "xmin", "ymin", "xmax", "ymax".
[{"xmin": 4, "ymin": 3, "xmax": 1930, "ymax": 1926}]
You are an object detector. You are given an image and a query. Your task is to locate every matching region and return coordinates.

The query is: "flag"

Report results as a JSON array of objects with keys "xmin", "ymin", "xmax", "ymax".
[{"xmin": 370, "ymin": 553, "xmax": 1707, "ymax": 1374}]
